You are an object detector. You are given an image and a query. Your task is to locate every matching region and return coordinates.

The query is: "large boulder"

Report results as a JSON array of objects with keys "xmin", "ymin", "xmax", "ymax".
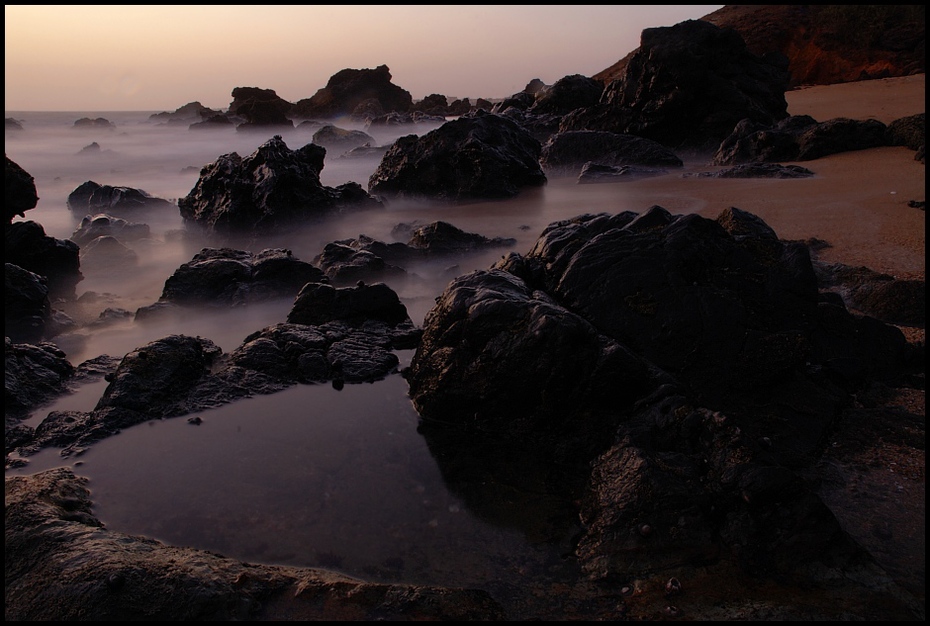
[
  {"xmin": 153, "ymin": 247, "xmax": 325, "ymax": 307},
  {"xmin": 149, "ymin": 101, "xmax": 223, "ymax": 124},
  {"xmin": 368, "ymin": 111, "xmax": 547, "ymax": 201},
  {"xmin": 227, "ymin": 87, "xmax": 294, "ymax": 130},
  {"xmin": 5, "ymin": 156, "xmax": 39, "ymax": 223},
  {"xmin": 712, "ymin": 115, "xmax": 891, "ymax": 165},
  {"xmin": 527, "ymin": 74, "xmax": 603, "ymax": 116},
  {"xmin": 5, "ymin": 221, "xmax": 82, "ymax": 300},
  {"xmin": 291, "ymin": 65, "xmax": 413, "ymax": 120},
  {"xmin": 4, "ymin": 263, "xmax": 52, "ymax": 344},
  {"xmin": 561, "ymin": 19, "xmax": 790, "ymax": 152},
  {"xmin": 178, "ymin": 135, "xmax": 381, "ymax": 235},
  {"xmin": 403, "ymin": 205, "xmax": 920, "ymax": 608}
]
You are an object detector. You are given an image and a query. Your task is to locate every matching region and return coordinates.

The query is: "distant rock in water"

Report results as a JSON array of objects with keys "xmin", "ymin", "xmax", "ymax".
[
  {"xmin": 6, "ymin": 156, "xmax": 39, "ymax": 222},
  {"xmin": 188, "ymin": 114, "xmax": 233, "ymax": 130},
  {"xmin": 70, "ymin": 213, "xmax": 151, "ymax": 247},
  {"xmin": 227, "ymin": 87, "xmax": 294, "ymax": 130},
  {"xmin": 177, "ymin": 135, "xmax": 381, "ymax": 235},
  {"xmin": 291, "ymin": 64, "xmax": 413, "ymax": 120},
  {"xmin": 368, "ymin": 111, "xmax": 547, "ymax": 201},
  {"xmin": 67, "ymin": 181, "xmax": 173, "ymax": 214},
  {"xmin": 561, "ymin": 19, "xmax": 790, "ymax": 153},
  {"xmin": 72, "ymin": 117, "xmax": 115, "ymax": 130},
  {"xmin": 311, "ymin": 124, "xmax": 376, "ymax": 151},
  {"xmin": 6, "ymin": 117, "xmax": 24, "ymax": 131},
  {"xmin": 149, "ymin": 101, "xmax": 223, "ymax": 124}
]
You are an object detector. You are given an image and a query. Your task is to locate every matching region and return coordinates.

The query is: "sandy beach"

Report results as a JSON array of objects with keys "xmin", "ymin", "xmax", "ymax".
[{"xmin": 617, "ymin": 74, "xmax": 925, "ymax": 283}]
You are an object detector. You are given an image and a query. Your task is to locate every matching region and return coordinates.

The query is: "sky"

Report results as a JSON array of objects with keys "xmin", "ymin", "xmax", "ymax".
[{"xmin": 5, "ymin": 5, "xmax": 722, "ymax": 112}]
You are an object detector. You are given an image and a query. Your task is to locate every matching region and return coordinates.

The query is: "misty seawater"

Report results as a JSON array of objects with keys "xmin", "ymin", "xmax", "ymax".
[{"xmin": 5, "ymin": 110, "xmax": 703, "ymax": 600}]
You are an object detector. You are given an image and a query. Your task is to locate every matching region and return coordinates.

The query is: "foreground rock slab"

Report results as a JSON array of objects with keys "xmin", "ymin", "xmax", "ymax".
[{"xmin": 4, "ymin": 468, "xmax": 505, "ymax": 621}]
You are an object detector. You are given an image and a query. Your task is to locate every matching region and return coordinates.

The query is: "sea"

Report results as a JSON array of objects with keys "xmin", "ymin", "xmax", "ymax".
[{"xmin": 5, "ymin": 109, "xmax": 718, "ymax": 607}]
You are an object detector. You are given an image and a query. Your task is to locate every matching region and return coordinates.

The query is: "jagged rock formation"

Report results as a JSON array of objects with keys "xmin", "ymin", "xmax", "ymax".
[
  {"xmin": 178, "ymin": 135, "xmax": 381, "ymax": 235},
  {"xmin": 561, "ymin": 20, "xmax": 790, "ymax": 153}
]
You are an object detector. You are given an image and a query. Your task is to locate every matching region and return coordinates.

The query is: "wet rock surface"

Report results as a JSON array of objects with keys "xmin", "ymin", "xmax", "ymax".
[{"xmin": 5, "ymin": 468, "xmax": 505, "ymax": 621}]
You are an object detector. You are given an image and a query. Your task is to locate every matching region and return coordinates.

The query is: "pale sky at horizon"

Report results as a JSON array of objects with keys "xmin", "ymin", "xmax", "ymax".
[{"xmin": 6, "ymin": 5, "xmax": 722, "ymax": 112}]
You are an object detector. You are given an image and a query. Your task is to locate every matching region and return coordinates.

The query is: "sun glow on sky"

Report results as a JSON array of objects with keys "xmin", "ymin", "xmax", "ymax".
[{"xmin": 5, "ymin": 5, "xmax": 722, "ymax": 111}]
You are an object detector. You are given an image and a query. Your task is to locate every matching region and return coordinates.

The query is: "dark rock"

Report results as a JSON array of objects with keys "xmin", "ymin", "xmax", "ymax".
[
  {"xmin": 72, "ymin": 117, "xmax": 115, "ymax": 130},
  {"xmin": 685, "ymin": 163, "xmax": 815, "ymax": 178},
  {"xmin": 155, "ymin": 247, "xmax": 325, "ymax": 307},
  {"xmin": 291, "ymin": 65, "xmax": 412, "ymax": 120},
  {"xmin": 713, "ymin": 116, "xmax": 891, "ymax": 165},
  {"xmin": 540, "ymin": 130, "xmax": 683, "ymax": 176},
  {"xmin": 700, "ymin": 5, "xmax": 925, "ymax": 88},
  {"xmin": 577, "ymin": 163, "xmax": 669, "ymax": 184},
  {"xmin": 76, "ymin": 142, "xmax": 101, "ymax": 155},
  {"xmin": 177, "ymin": 135, "xmax": 382, "ymax": 235},
  {"xmin": 4, "ymin": 468, "xmax": 505, "ymax": 620},
  {"xmin": 404, "ymin": 205, "xmax": 920, "ymax": 609},
  {"xmin": 4, "ymin": 263, "xmax": 52, "ymax": 344},
  {"xmin": 311, "ymin": 124, "xmax": 376, "ymax": 151},
  {"xmin": 4, "ymin": 338, "xmax": 74, "ymax": 422},
  {"xmin": 70, "ymin": 213, "xmax": 151, "ymax": 247},
  {"xmin": 5, "ymin": 156, "xmax": 39, "ymax": 222},
  {"xmin": 286, "ymin": 281, "xmax": 411, "ymax": 328},
  {"xmin": 5, "ymin": 117, "xmax": 24, "ymax": 131},
  {"xmin": 338, "ymin": 144, "xmax": 390, "ymax": 160},
  {"xmin": 368, "ymin": 111, "xmax": 546, "ymax": 201},
  {"xmin": 149, "ymin": 101, "xmax": 223, "ymax": 123},
  {"xmin": 227, "ymin": 87, "xmax": 294, "ymax": 130},
  {"xmin": 528, "ymin": 74, "xmax": 603, "ymax": 116},
  {"xmin": 814, "ymin": 261, "xmax": 926, "ymax": 326},
  {"xmin": 5, "ymin": 220, "xmax": 82, "ymax": 300},
  {"xmin": 188, "ymin": 114, "xmax": 233, "ymax": 130},
  {"xmin": 886, "ymin": 112, "xmax": 925, "ymax": 150},
  {"xmin": 313, "ymin": 242, "xmax": 407, "ymax": 286},
  {"xmin": 66, "ymin": 181, "xmax": 173, "ymax": 214},
  {"xmin": 561, "ymin": 19, "xmax": 790, "ymax": 153},
  {"xmin": 78, "ymin": 235, "xmax": 138, "ymax": 271}
]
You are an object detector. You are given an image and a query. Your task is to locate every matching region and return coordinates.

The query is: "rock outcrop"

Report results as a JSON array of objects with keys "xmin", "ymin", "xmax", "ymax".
[
  {"xmin": 404, "ymin": 206, "xmax": 920, "ymax": 612},
  {"xmin": 5, "ymin": 220, "xmax": 82, "ymax": 300},
  {"xmin": 368, "ymin": 111, "xmax": 547, "ymax": 201},
  {"xmin": 5, "ymin": 156, "xmax": 39, "ymax": 223},
  {"xmin": 178, "ymin": 136, "xmax": 381, "ymax": 235},
  {"xmin": 291, "ymin": 65, "xmax": 413, "ymax": 120},
  {"xmin": 562, "ymin": 19, "xmax": 790, "ymax": 153},
  {"xmin": 66, "ymin": 181, "xmax": 173, "ymax": 214},
  {"xmin": 594, "ymin": 6, "xmax": 925, "ymax": 89}
]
